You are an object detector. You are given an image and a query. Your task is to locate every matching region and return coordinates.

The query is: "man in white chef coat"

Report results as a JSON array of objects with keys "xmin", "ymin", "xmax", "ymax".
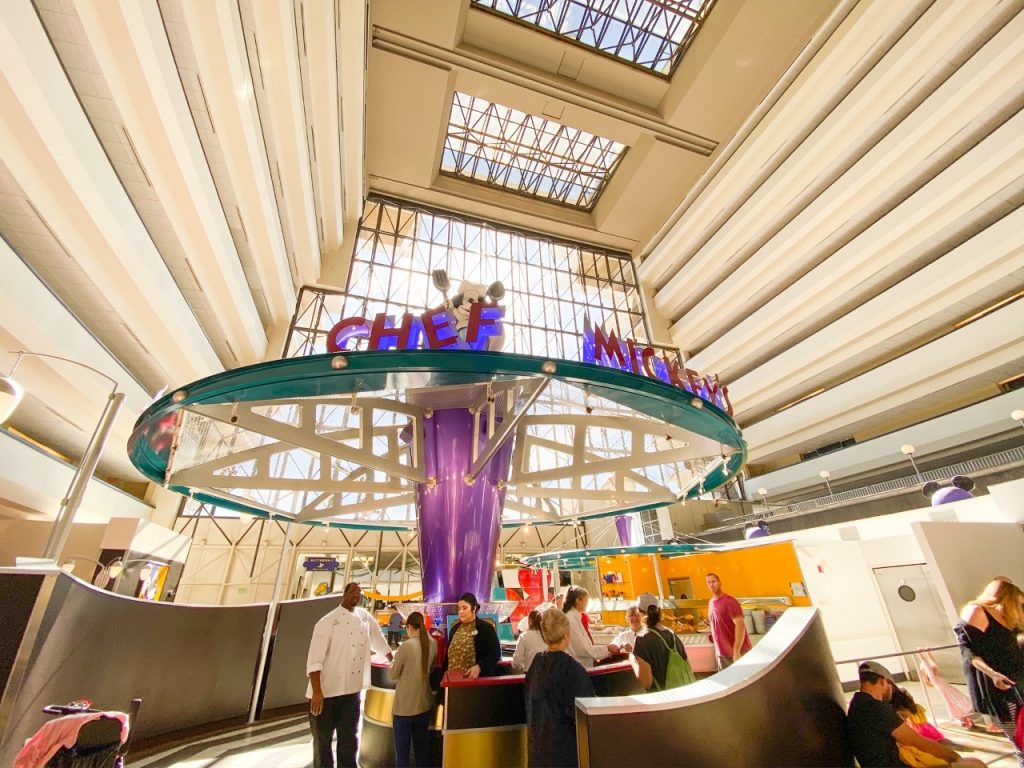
[{"xmin": 307, "ymin": 582, "xmax": 392, "ymax": 767}]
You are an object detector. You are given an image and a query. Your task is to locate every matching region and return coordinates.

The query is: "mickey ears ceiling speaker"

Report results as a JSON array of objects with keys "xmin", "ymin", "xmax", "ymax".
[{"xmin": 922, "ymin": 475, "xmax": 975, "ymax": 506}]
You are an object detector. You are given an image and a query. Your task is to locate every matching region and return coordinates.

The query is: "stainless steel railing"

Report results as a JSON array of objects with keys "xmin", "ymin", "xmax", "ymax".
[{"xmin": 706, "ymin": 446, "xmax": 1024, "ymax": 533}]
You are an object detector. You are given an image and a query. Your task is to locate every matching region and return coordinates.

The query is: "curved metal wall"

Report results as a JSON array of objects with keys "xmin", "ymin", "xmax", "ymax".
[
  {"xmin": 0, "ymin": 571, "xmax": 266, "ymax": 764},
  {"xmin": 261, "ymin": 595, "xmax": 342, "ymax": 713},
  {"xmin": 576, "ymin": 608, "xmax": 853, "ymax": 767}
]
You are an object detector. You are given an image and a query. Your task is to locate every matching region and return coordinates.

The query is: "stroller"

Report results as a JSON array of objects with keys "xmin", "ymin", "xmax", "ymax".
[{"xmin": 16, "ymin": 698, "xmax": 142, "ymax": 768}]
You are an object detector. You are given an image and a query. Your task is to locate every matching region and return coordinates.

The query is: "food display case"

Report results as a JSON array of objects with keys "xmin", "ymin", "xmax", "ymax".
[{"xmin": 666, "ymin": 595, "xmax": 792, "ymax": 629}]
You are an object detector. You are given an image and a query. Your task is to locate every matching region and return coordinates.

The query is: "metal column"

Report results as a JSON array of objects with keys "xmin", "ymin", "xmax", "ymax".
[{"xmin": 248, "ymin": 521, "xmax": 293, "ymax": 723}]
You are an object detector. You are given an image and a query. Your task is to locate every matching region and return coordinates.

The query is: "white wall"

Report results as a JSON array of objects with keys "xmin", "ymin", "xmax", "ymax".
[
  {"xmin": 912, "ymin": 521, "xmax": 1024, "ymax": 625},
  {"xmin": 794, "ymin": 539, "xmax": 905, "ymax": 682},
  {"xmin": 0, "ymin": 519, "xmax": 106, "ymax": 574},
  {"xmin": 736, "ymin": 479, "xmax": 1024, "ymax": 681}
]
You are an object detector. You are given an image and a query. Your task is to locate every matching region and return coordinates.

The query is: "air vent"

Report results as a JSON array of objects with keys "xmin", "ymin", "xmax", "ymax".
[{"xmin": 801, "ymin": 437, "xmax": 856, "ymax": 461}]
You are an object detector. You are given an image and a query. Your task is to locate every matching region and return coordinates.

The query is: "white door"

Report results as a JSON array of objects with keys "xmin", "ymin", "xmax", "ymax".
[{"xmin": 873, "ymin": 564, "xmax": 963, "ymax": 683}]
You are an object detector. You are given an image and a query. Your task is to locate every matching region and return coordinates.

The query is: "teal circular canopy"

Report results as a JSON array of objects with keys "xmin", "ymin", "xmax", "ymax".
[{"xmin": 129, "ymin": 349, "xmax": 746, "ymax": 530}]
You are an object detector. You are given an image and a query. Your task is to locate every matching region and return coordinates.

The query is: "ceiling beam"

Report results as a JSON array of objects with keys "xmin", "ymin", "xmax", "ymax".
[
  {"xmin": 248, "ymin": 0, "xmax": 320, "ymax": 286},
  {"xmin": 0, "ymin": 2, "xmax": 222, "ymax": 384},
  {"xmin": 179, "ymin": 0, "xmax": 297, "ymax": 336},
  {"xmin": 77, "ymin": 0, "xmax": 268, "ymax": 365}
]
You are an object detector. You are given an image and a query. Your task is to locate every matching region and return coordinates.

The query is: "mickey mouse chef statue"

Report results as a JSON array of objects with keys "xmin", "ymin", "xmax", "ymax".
[{"xmin": 431, "ymin": 269, "xmax": 506, "ymax": 352}]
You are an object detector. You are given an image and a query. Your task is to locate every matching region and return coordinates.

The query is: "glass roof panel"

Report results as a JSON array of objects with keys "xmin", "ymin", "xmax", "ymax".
[
  {"xmin": 472, "ymin": 0, "xmax": 714, "ymax": 75},
  {"xmin": 441, "ymin": 92, "xmax": 626, "ymax": 209}
]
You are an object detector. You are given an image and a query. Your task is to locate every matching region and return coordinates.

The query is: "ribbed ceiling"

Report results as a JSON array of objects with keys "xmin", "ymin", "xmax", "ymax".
[{"xmin": 0, "ymin": 0, "xmax": 1020, "ymax": 508}]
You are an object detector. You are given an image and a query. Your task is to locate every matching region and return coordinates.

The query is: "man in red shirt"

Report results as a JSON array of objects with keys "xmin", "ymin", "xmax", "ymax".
[{"xmin": 706, "ymin": 572, "xmax": 751, "ymax": 669}]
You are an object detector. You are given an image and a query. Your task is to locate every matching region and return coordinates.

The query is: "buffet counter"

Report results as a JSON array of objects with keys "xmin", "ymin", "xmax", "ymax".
[
  {"xmin": 442, "ymin": 660, "xmax": 641, "ymax": 768},
  {"xmin": 359, "ymin": 659, "xmax": 642, "ymax": 768}
]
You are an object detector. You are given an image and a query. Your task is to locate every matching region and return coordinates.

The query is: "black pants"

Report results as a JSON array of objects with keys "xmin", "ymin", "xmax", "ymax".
[
  {"xmin": 309, "ymin": 692, "xmax": 361, "ymax": 768},
  {"xmin": 392, "ymin": 710, "xmax": 432, "ymax": 768}
]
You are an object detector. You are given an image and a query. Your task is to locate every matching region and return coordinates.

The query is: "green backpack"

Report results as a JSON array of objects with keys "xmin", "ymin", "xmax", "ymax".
[{"xmin": 651, "ymin": 629, "xmax": 696, "ymax": 691}]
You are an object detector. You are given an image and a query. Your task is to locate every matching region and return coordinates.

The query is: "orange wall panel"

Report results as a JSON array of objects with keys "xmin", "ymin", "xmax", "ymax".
[
  {"xmin": 595, "ymin": 554, "xmax": 659, "ymax": 598},
  {"xmin": 659, "ymin": 542, "xmax": 810, "ymax": 606}
]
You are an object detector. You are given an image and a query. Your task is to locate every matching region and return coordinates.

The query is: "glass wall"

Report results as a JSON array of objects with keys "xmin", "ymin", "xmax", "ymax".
[{"xmin": 285, "ymin": 197, "xmax": 648, "ymax": 360}]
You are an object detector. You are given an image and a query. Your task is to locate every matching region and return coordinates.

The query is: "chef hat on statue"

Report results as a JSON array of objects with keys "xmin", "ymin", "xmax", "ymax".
[
  {"xmin": 451, "ymin": 280, "xmax": 506, "ymax": 351},
  {"xmin": 432, "ymin": 269, "xmax": 506, "ymax": 351}
]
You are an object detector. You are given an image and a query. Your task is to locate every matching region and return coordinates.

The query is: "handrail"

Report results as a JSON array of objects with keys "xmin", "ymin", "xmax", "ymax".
[
  {"xmin": 784, "ymin": 447, "xmax": 1024, "ymax": 513},
  {"xmin": 835, "ymin": 643, "xmax": 968, "ymax": 732},
  {"xmin": 705, "ymin": 446, "xmax": 1024, "ymax": 534},
  {"xmin": 834, "ymin": 642, "xmax": 958, "ymax": 665}
]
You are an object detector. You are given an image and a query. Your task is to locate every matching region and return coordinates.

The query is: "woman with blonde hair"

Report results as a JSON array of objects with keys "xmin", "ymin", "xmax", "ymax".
[
  {"xmin": 955, "ymin": 578, "xmax": 1024, "ymax": 761},
  {"xmin": 525, "ymin": 608, "xmax": 594, "ymax": 768}
]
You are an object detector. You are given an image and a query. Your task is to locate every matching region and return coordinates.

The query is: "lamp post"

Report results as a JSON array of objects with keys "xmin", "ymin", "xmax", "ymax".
[
  {"xmin": 1012, "ymin": 409, "xmax": 1024, "ymax": 428},
  {"xmin": 60, "ymin": 554, "xmax": 118, "ymax": 583},
  {"xmin": 819, "ymin": 469, "xmax": 834, "ymax": 498},
  {"xmin": 756, "ymin": 487, "xmax": 769, "ymax": 518},
  {"xmin": 900, "ymin": 443, "xmax": 922, "ymax": 482},
  {"xmin": 1, "ymin": 351, "xmax": 127, "ymax": 562}
]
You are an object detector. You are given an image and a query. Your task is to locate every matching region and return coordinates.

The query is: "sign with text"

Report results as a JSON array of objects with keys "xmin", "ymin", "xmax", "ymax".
[
  {"xmin": 303, "ymin": 556, "xmax": 340, "ymax": 571},
  {"xmin": 326, "ymin": 304, "xmax": 504, "ymax": 353},
  {"xmin": 324, "ymin": 308, "xmax": 732, "ymax": 415},
  {"xmin": 582, "ymin": 317, "xmax": 733, "ymax": 414}
]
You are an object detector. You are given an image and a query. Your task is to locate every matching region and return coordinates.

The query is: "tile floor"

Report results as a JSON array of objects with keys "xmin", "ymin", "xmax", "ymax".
[{"xmin": 129, "ymin": 681, "xmax": 1020, "ymax": 767}]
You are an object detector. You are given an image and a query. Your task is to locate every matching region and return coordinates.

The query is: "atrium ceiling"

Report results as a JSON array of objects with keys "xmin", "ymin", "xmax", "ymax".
[{"xmin": 0, "ymin": 0, "xmax": 1021, "ymax": 515}]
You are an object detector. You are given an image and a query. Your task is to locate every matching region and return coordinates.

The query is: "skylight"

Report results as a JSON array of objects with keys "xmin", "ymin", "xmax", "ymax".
[
  {"xmin": 440, "ymin": 91, "xmax": 626, "ymax": 209},
  {"xmin": 472, "ymin": 0, "xmax": 714, "ymax": 75}
]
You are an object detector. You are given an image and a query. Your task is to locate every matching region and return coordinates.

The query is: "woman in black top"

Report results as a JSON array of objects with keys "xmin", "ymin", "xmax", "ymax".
[
  {"xmin": 955, "ymin": 578, "xmax": 1024, "ymax": 761},
  {"xmin": 525, "ymin": 608, "xmax": 594, "ymax": 768},
  {"xmin": 442, "ymin": 592, "xmax": 501, "ymax": 678},
  {"xmin": 632, "ymin": 601, "xmax": 691, "ymax": 691}
]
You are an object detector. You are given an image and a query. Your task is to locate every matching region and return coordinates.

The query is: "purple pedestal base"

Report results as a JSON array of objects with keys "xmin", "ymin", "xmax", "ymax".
[
  {"xmin": 416, "ymin": 408, "xmax": 514, "ymax": 604},
  {"xmin": 614, "ymin": 515, "xmax": 631, "ymax": 547}
]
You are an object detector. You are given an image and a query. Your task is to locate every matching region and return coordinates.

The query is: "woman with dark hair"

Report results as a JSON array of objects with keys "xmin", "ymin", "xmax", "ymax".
[
  {"xmin": 956, "ymin": 578, "xmax": 1024, "ymax": 761},
  {"xmin": 562, "ymin": 586, "xmax": 613, "ymax": 668},
  {"xmin": 442, "ymin": 592, "xmax": 500, "ymax": 679},
  {"xmin": 389, "ymin": 612, "xmax": 437, "ymax": 767},
  {"xmin": 632, "ymin": 597, "xmax": 695, "ymax": 691},
  {"xmin": 512, "ymin": 610, "xmax": 546, "ymax": 673}
]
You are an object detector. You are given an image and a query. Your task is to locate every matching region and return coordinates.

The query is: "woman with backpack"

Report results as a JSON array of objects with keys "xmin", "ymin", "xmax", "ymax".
[{"xmin": 631, "ymin": 596, "xmax": 696, "ymax": 691}]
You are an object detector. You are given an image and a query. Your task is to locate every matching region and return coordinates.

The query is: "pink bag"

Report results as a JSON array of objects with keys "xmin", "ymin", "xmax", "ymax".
[{"xmin": 918, "ymin": 654, "xmax": 973, "ymax": 721}]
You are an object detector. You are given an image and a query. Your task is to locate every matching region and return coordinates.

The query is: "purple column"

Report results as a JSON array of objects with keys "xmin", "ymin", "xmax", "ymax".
[
  {"xmin": 416, "ymin": 408, "xmax": 514, "ymax": 603},
  {"xmin": 614, "ymin": 515, "xmax": 632, "ymax": 547}
]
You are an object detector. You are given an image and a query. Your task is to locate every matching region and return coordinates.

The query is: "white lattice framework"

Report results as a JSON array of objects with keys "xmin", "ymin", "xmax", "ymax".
[{"xmin": 165, "ymin": 375, "xmax": 738, "ymax": 529}]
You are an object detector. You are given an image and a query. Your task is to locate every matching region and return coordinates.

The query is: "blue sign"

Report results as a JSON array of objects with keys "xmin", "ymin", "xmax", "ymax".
[{"xmin": 303, "ymin": 557, "xmax": 339, "ymax": 571}]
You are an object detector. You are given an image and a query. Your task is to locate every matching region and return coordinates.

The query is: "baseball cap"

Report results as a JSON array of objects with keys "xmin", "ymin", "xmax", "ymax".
[
  {"xmin": 858, "ymin": 660, "xmax": 894, "ymax": 683},
  {"xmin": 636, "ymin": 592, "xmax": 658, "ymax": 612}
]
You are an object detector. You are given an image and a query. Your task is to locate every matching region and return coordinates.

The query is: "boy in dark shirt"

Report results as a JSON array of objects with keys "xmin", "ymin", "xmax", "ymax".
[{"xmin": 846, "ymin": 661, "xmax": 982, "ymax": 768}]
